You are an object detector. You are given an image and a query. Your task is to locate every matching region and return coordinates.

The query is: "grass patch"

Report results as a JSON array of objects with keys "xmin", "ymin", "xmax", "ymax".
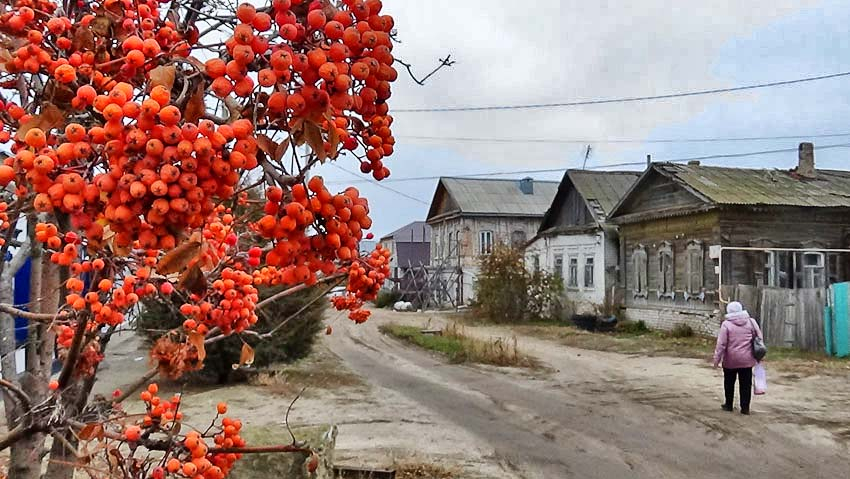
[
  {"xmin": 395, "ymin": 461, "xmax": 457, "ymax": 479},
  {"xmin": 380, "ymin": 323, "xmax": 539, "ymax": 368},
  {"xmin": 250, "ymin": 344, "xmax": 364, "ymax": 396}
]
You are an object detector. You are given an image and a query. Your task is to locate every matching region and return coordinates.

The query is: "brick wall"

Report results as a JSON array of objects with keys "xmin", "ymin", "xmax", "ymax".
[{"xmin": 624, "ymin": 306, "xmax": 721, "ymax": 337}]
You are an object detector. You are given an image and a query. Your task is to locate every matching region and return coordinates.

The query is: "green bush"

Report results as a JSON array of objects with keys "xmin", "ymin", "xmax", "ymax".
[
  {"xmin": 373, "ymin": 289, "xmax": 401, "ymax": 309},
  {"xmin": 473, "ymin": 245, "xmax": 563, "ymax": 323},
  {"xmin": 669, "ymin": 323, "xmax": 695, "ymax": 338},
  {"xmin": 137, "ymin": 285, "xmax": 327, "ymax": 383},
  {"xmin": 617, "ymin": 320, "xmax": 649, "ymax": 336}
]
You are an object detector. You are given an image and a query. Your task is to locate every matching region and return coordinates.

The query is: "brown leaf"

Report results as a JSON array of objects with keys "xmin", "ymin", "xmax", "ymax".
[
  {"xmin": 349, "ymin": 117, "xmax": 366, "ymax": 134},
  {"xmin": 0, "ymin": 49, "xmax": 11, "ymax": 73},
  {"xmin": 176, "ymin": 263, "xmax": 206, "ymax": 295},
  {"xmin": 72, "ymin": 27, "xmax": 95, "ymax": 51},
  {"xmin": 328, "ymin": 123, "xmax": 340, "ymax": 160},
  {"xmin": 239, "ymin": 343, "xmax": 255, "ymax": 366},
  {"xmin": 77, "ymin": 423, "xmax": 103, "ymax": 441},
  {"xmin": 16, "ymin": 104, "xmax": 64, "ymax": 140},
  {"xmin": 187, "ymin": 331, "xmax": 206, "ymax": 363},
  {"xmin": 325, "ymin": 326, "xmax": 333, "ymax": 335},
  {"xmin": 156, "ymin": 232, "xmax": 202, "ymax": 275},
  {"xmin": 90, "ymin": 16, "xmax": 112, "ymax": 37},
  {"xmin": 256, "ymin": 134, "xmax": 278, "ymax": 158},
  {"xmin": 184, "ymin": 82, "xmax": 206, "ymax": 124},
  {"xmin": 149, "ymin": 65, "xmax": 176, "ymax": 91},
  {"xmin": 306, "ymin": 452, "xmax": 319, "ymax": 473},
  {"xmin": 303, "ymin": 121, "xmax": 326, "ymax": 162},
  {"xmin": 185, "ymin": 56, "xmax": 207, "ymax": 73}
]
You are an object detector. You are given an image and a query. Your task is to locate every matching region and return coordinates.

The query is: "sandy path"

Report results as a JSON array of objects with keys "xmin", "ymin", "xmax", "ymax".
[{"xmin": 335, "ymin": 308, "xmax": 850, "ymax": 478}]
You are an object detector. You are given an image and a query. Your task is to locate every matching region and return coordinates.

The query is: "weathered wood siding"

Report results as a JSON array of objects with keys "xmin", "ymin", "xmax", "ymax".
[
  {"xmin": 619, "ymin": 211, "xmax": 721, "ymax": 310},
  {"xmin": 731, "ymin": 285, "xmax": 826, "ymax": 351},
  {"xmin": 720, "ymin": 207, "xmax": 850, "ymax": 248},
  {"xmin": 549, "ymin": 185, "xmax": 594, "ymax": 228},
  {"xmin": 614, "ymin": 171, "xmax": 703, "ymax": 217}
]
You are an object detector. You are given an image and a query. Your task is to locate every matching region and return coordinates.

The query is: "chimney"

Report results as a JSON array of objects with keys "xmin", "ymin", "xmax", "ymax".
[
  {"xmin": 797, "ymin": 142, "xmax": 815, "ymax": 178},
  {"xmin": 688, "ymin": 160, "xmax": 701, "ymax": 166},
  {"xmin": 519, "ymin": 177, "xmax": 534, "ymax": 195}
]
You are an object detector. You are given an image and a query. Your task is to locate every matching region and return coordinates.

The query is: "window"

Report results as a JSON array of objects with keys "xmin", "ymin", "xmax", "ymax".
[
  {"xmin": 802, "ymin": 252, "xmax": 825, "ymax": 288},
  {"xmin": 533, "ymin": 255, "xmax": 540, "ymax": 272},
  {"xmin": 553, "ymin": 254, "xmax": 564, "ymax": 280},
  {"xmin": 479, "ymin": 230, "xmax": 493, "ymax": 255},
  {"xmin": 568, "ymin": 257, "xmax": 579, "ymax": 288},
  {"xmin": 510, "ymin": 230, "xmax": 527, "ymax": 247},
  {"xmin": 632, "ymin": 245, "xmax": 648, "ymax": 297},
  {"xmin": 447, "ymin": 232, "xmax": 453, "ymax": 257},
  {"xmin": 584, "ymin": 256, "xmax": 595, "ymax": 288},
  {"xmin": 658, "ymin": 242, "xmax": 674, "ymax": 297},
  {"xmin": 686, "ymin": 241, "xmax": 704, "ymax": 294},
  {"xmin": 828, "ymin": 253, "xmax": 842, "ymax": 284}
]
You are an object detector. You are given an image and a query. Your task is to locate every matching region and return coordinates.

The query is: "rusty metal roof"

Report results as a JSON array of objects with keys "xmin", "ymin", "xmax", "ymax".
[
  {"xmin": 427, "ymin": 177, "xmax": 559, "ymax": 220},
  {"xmin": 656, "ymin": 163, "xmax": 850, "ymax": 207}
]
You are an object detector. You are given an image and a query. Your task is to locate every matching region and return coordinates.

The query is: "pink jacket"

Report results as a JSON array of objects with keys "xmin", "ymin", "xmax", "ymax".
[{"xmin": 713, "ymin": 311, "xmax": 763, "ymax": 369}]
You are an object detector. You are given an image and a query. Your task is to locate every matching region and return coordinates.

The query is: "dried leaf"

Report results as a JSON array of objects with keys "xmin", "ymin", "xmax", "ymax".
[
  {"xmin": 149, "ymin": 65, "xmax": 176, "ymax": 91},
  {"xmin": 90, "ymin": 16, "xmax": 112, "ymax": 37},
  {"xmin": 77, "ymin": 423, "xmax": 103, "ymax": 441},
  {"xmin": 185, "ymin": 56, "xmax": 207, "ymax": 73},
  {"xmin": 187, "ymin": 331, "xmax": 206, "ymax": 363},
  {"xmin": 256, "ymin": 134, "xmax": 278, "ymax": 158},
  {"xmin": 306, "ymin": 452, "xmax": 319, "ymax": 473},
  {"xmin": 16, "ymin": 104, "xmax": 64, "ymax": 140},
  {"xmin": 177, "ymin": 263, "xmax": 206, "ymax": 295},
  {"xmin": 156, "ymin": 232, "xmax": 202, "ymax": 274},
  {"xmin": 276, "ymin": 139, "xmax": 291, "ymax": 162},
  {"xmin": 349, "ymin": 117, "xmax": 366, "ymax": 134},
  {"xmin": 184, "ymin": 83, "xmax": 206, "ymax": 124},
  {"xmin": 325, "ymin": 326, "xmax": 333, "ymax": 335},
  {"xmin": 72, "ymin": 27, "xmax": 95, "ymax": 52},
  {"xmin": 303, "ymin": 121, "xmax": 326, "ymax": 162},
  {"xmin": 328, "ymin": 123, "xmax": 340, "ymax": 159},
  {"xmin": 0, "ymin": 49, "xmax": 11, "ymax": 73},
  {"xmin": 239, "ymin": 343, "xmax": 254, "ymax": 366}
]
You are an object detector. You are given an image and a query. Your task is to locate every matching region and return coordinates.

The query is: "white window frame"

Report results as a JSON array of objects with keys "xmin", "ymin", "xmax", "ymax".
[
  {"xmin": 553, "ymin": 253, "xmax": 564, "ymax": 280},
  {"xmin": 567, "ymin": 256, "xmax": 579, "ymax": 288},
  {"xmin": 479, "ymin": 230, "xmax": 494, "ymax": 255},
  {"xmin": 802, "ymin": 251, "xmax": 825, "ymax": 288},
  {"xmin": 583, "ymin": 255, "xmax": 595, "ymax": 289}
]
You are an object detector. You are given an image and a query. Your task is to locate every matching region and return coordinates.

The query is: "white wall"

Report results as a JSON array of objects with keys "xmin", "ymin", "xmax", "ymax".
[{"xmin": 525, "ymin": 232, "xmax": 606, "ymax": 313}]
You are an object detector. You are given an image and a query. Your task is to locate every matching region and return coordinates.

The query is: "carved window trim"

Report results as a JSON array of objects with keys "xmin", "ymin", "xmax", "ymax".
[
  {"xmin": 657, "ymin": 241, "xmax": 675, "ymax": 300},
  {"xmin": 685, "ymin": 240, "xmax": 705, "ymax": 301},
  {"xmin": 632, "ymin": 244, "xmax": 648, "ymax": 298}
]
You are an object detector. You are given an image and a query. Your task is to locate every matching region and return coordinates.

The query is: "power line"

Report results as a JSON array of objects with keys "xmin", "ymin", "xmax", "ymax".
[
  {"xmin": 326, "ymin": 142, "xmax": 850, "ymax": 185},
  {"xmin": 393, "ymin": 70, "xmax": 850, "ymax": 113},
  {"xmin": 328, "ymin": 162, "xmax": 431, "ymax": 205},
  {"xmin": 397, "ymin": 132, "xmax": 850, "ymax": 145}
]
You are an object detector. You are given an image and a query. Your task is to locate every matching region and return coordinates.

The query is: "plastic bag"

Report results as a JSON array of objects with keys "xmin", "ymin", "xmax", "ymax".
[{"xmin": 754, "ymin": 363, "xmax": 767, "ymax": 395}]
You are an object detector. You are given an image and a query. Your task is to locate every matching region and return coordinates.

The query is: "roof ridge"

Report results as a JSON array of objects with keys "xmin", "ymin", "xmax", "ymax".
[{"xmin": 442, "ymin": 176, "xmax": 560, "ymax": 183}]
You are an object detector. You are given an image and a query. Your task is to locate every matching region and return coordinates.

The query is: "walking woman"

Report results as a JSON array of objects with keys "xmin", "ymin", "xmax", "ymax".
[{"xmin": 713, "ymin": 301, "xmax": 762, "ymax": 415}]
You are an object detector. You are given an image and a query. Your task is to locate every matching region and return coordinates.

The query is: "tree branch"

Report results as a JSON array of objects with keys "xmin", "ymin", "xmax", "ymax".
[
  {"xmin": 207, "ymin": 444, "xmax": 312, "ymax": 455},
  {"xmin": 0, "ymin": 304, "xmax": 70, "ymax": 322},
  {"xmin": 395, "ymin": 54, "xmax": 455, "ymax": 86},
  {"xmin": 111, "ymin": 368, "xmax": 159, "ymax": 405},
  {"xmin": 0, "ymin": 423, "xmax": 31, "ymax": 452},
  {"xmin": 56, "ymin": 313, "xmax": 89, "ymax": 389},
  {"xmin": 0, "ymin": 378, "xmax": 32, "ymax": 412},
  {"xmin": 255, "ymin": 273, "xmax": 345, "ymax": 310}
]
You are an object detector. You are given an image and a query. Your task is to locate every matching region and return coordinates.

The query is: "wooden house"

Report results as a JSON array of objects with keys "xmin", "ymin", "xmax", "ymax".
[
  {"xmin": 426, "ymin": 177, "xmax": 558, "ymax": 305},
  {"xmin": 525, "ymin": 170, "xmax": 639, "ymax": 314},
  {"xmin": 608, "ymin": 143, "xmax": 850, "ymax": 346},
  {"xmin": 379, "ymin": 221, "xmax": 431, "ymax": 292}
]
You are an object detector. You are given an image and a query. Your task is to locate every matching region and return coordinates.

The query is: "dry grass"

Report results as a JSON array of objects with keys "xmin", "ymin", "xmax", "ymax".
[
  {"xmin": 380, "ymin": 322, "xmax": 539, "ymax": 369},
  {"xmin": 395, "ymin": 461, "xmax": 457, "ymax": 479},
  {"xmin": 513, "ymin": 322, "xmax": 850, "ymax": 375},
  {"xmin": 250, "ymin": 344, "xmax": 364, "ymax": 396}
]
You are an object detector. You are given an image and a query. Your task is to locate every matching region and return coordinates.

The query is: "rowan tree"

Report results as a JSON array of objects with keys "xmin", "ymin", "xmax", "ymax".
[{"xmin": 0, "ymin": 0, "xmax": 447, "ymax": 477}]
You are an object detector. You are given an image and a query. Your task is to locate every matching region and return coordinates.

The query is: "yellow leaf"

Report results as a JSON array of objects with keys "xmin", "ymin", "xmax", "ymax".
[
  {"xmin": 240, "ymin": 343, "xmax": 255, "ymax": 366},
  {"xmin": 187, "ymin": 331, "xmax": 206, "ymax": 363},
  {"xmin": 149, "ymin": 65, "xmax": 176, "ymax": 91}
]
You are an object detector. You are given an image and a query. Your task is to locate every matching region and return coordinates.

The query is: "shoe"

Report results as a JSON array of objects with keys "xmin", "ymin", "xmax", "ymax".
[
  {"xmin": 740, "ymin": 409, "xmax": 750, "ymax": 415},
  {"xmin": 721, "ymin": 404, "xmax": 733, "ymax": 412}
]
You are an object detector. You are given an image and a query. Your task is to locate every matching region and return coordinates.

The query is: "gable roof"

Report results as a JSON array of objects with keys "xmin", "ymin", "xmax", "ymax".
[
  {"xmin": 379, "ymin": 221, "xmax": 431, "ymax": 243},
  {"xmin": 426, "ymin": 177, "xmax": 559, "ymax": 222},
  {"xmin": 609, "ymin": 162, "xmax": 850, "ymax": 222}
]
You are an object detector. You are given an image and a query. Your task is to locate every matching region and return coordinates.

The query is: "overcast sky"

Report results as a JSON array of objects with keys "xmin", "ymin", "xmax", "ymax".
[{"xmin": 313, "ymin": 0, "xmax": 850, "ymax": 238}]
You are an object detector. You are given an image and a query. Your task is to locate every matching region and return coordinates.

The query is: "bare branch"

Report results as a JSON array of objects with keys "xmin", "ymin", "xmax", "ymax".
[
  {"xmin": 56, "ymin": 313, "xmax": 90, "ymax": 388},
  {"xmin": 395, "ymin": 54, "xmax": 455, "ymax": 86},
  {"xmin": 111, "ymin": 368, "xmax": 159, "ymax": 405},
  {"xmin": 285, "ymin": 387, "xmax": 306, "ymax": 445},
  {"xmin": 255, "ymin": 272, "xmax": 346, "ymax": 310},
  {"xmin": 0, "ymin": 378, "xmax": 32, "ymax": 412},
  {"xmin": 0, "ymin": 423, "xmax": 31, "ymax": 452},
  {"xmin": 207, "ymin": 444, "xmax": 312, "ymax": 455},
  {"xmin": 0, "ymin": 303, "xmax": 71, "ymax": 322}
]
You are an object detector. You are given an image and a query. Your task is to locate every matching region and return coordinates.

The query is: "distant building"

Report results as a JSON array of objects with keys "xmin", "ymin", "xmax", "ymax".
[
  {"xmin": 379, "ymin": 221, "xmax": 432, "ymax": 272},
  {"xmin": 426, "ymin": 177, "xmax": 558, "ymax": 305},
  {"xmin": 525, "ymin": 170, "xmax": 639, "ymax": 314}
]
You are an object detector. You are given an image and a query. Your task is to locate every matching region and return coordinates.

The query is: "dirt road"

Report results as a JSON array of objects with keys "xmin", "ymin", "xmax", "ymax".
[{"xmin": 327, "ymin": 309, "xmax": 850, "ymax": 479}]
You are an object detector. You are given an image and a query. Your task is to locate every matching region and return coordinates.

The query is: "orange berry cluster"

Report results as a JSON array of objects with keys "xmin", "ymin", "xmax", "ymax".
[
  {"xmin": 254, "ymin": 177, "xmax": 372, "ymax": 285},
  {"xmin": 121, "ymin": 384, "xmax": 243, "ymax": 479},
  {"xmin": 180, "ymin": 268, "xmax": 259, "ymax": 335},
  {"xmin": 330, "ymin": 244, "xmax": 390, "ymax": 322}
]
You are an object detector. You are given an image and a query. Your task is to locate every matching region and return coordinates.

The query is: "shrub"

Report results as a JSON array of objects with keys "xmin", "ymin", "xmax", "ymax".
[
  {"xmin": 670, "ymin": 323, "xmax": 695, "ymax": 338},
  {"xmin": 617, "ymin": 320, "xmax": 650, "ymax": 335},
  {"xmin": 137, "ymin": 285, "xmax": 327, "ymax": 383},
  {"xmin": 373, "ymin": 289, "xmax": 401, "ymax": 309},
  {"xmin": 473, "ymin": 245, "xmax": 563, "ymax": 323}
]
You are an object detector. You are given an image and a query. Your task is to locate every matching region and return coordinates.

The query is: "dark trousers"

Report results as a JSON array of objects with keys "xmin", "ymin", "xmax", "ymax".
[{"xmin": 723, "ymin": 367, "xmax": 752, "ymax": 411}]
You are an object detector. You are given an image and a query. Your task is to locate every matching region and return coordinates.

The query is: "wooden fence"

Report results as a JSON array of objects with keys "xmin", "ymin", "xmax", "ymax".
[{"xmin": 731, "ymin": 285, "xmax": 826, "ymax": 351}]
